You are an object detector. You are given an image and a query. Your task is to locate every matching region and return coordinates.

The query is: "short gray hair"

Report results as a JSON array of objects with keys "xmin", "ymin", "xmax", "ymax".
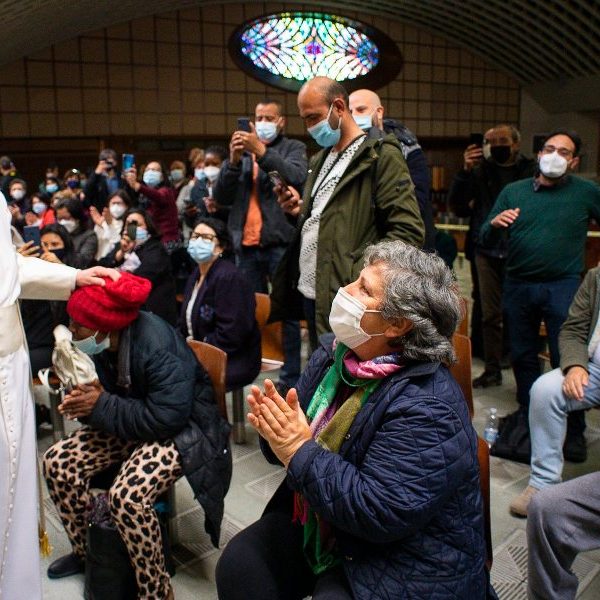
[{"xmin": 363, "ymin": 240, "xmax": 463, "ymax": 364}]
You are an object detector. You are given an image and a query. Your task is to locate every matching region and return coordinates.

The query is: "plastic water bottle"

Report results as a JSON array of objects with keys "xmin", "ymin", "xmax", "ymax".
[{"xmin": 483, "ymin": 408, "xmax": 499, "ymax": 447}]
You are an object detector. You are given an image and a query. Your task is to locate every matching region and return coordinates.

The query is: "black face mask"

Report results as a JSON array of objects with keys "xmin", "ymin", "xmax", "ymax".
[
  {"xmin": 490, "ymin": 145, "xmax": 512, "ymax": 164},
  {"xmin": 51, "ymin": 248, "xmax": 66, "ymax": 261}
]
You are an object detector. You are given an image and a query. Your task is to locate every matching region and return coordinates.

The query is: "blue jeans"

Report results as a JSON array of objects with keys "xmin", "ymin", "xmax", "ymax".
[
  {"xmin": 503, "ymin": 277, "xmax": 580, "ymax": 407},
  {"xmin": 529, "ymin": 362, "xmax": 600, "ymax": 489},
  {"xmin": 238, "ymin": 245, "xmax": 301, "ymax": 387}
]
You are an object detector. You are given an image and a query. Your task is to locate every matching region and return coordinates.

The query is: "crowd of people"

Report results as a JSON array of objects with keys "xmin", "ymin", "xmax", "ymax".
[{"xmin": 2, "ymin": 72, "xmax": 600, "ymax": 599}]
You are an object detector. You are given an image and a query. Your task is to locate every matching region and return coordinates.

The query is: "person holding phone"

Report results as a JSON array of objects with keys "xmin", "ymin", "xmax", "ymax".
[
  {"xmin": 447, "ymin": 125, "xmax": 535, "ymax": 392},
  {"xmin": 213, "ymin": 100, "xmax": 308, "ymax": 394},
  {"xmin": 99, "ymin": 208, "xmax": 177, "ymax": 325},
  {"xmin": 83, "ymin": 148, "xmax": 122, "ymax": 212}
]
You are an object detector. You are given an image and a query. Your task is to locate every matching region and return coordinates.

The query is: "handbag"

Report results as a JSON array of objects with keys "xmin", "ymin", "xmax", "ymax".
[
  {"xmin": 84, "ymin": 494, "xmax": 137, "ymax": 600},
  {"xmin": 490, "ymin": 407, "xmax": 531, "ymax": 465},
  {"xmin": 83, "ymin": 492, "xmax": 175, "ymax": 600},
  {"xmin": 38, "ymin": 324, "xmax": 98, "ymax": 390}
]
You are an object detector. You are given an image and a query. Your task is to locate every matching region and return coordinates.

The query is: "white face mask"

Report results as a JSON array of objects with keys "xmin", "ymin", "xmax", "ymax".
[
  {"xmin": 329, "ymin": 287, "xmax": 385, "ymax": 349},
  {"xmin": 109, "ymin": 204, "xmax": 126, "ymax": 219},
  {"xmin": 539, "ymin": 151, "xmax": 568, "ymax": 179},
  {"xmin": 203, "ymin": 166, "xmax": 220, "ymax": 182},
  {"xmin": 59, "ymin": 219, "xmax": 77, "ymax": 233}
]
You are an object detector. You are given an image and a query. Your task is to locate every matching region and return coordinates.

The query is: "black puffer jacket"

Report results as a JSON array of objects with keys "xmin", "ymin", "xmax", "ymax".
[{"xmin": 90, "ymin": 312, "xmax": 232, "ymax": 546}]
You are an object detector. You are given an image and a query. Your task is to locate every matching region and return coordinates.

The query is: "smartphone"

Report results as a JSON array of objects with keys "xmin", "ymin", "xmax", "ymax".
[
  {"xmin": 122, "ymin": 153, "xmax": 135, "ymax": 171},
  {"xmin": 126, "ymin": 223, "xmax": 137, "ymax": 241},
  {"xmin": 469, "ymin": 133, "xmax": 484, "ymax": 147},
  {"xmin": 268, "ymin": 170, "xmax": 288, "ymax": 190},
  {"xmin": 23, "ymin": 225, "xmax": 41, "ymax": 248},
  {"xmin": 237, "ymin": 117, "xmax": 251, "ymax": 132}
]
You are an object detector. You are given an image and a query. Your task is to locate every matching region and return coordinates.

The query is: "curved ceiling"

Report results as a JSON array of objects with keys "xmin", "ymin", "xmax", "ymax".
[{"xmin": 1, "ymin": 1, "xmax": 599, "ymax": 88}]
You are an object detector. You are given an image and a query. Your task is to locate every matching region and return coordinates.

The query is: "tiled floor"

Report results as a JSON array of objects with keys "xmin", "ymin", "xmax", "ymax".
[{"xmin": 37, "ymin": 257, "xmax": 600, "ymax": 598}]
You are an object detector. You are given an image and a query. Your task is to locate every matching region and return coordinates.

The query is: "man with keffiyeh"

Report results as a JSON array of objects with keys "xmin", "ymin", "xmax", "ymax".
[{"xmin": 216, "ymin": 240, "xmax": 495, "ymax": 600}]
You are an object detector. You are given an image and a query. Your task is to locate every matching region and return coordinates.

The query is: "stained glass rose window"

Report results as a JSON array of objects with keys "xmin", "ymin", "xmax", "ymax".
[{"xmin": 229, "ymin": 12, "xmax": 402, "ymax": 92}]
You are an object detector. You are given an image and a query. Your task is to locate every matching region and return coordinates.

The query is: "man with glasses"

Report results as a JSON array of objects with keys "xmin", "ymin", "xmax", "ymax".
[{"xmin": 480, "ymin": 129, "xmax": 600, "ymax": 468}]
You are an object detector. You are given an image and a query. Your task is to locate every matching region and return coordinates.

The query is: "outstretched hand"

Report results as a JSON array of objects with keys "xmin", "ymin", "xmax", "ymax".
[
  {"xmin": 247, "ymin": 379, "xmax": 311, "ymax": 468},
  {"xmin": 75, "ymin": 266, "xmax": 121, "ymax": 287}
]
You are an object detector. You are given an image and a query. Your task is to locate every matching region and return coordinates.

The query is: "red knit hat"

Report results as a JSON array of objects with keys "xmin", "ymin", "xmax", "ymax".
[{"xmin": 67, "ymin": 272, "xmax": 152, "ymax": 331}]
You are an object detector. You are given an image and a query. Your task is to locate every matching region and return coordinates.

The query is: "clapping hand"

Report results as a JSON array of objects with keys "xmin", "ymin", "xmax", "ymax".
[{"xmin": 247, "ymin": 379, "xmax": 312, "ymax": 468}]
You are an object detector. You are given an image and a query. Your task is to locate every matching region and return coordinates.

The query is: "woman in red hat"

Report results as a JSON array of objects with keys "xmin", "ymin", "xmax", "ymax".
[{"xmin": 42, "ymin": 272, "xmax": 231, "ymax": 600}]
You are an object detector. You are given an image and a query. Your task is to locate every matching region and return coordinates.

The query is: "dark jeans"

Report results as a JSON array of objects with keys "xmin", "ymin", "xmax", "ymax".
[
  {"xmin": 469, "ymin": 258, "xmax": 484, "ymax": 359},
  {"xmin": 238, "ymin": 245, "xmax": 301, "ymax": 387},
  {"xmin": 503, "ymin": 277, "xmax": 580, "ymax": 407},
  {"xmin": 215, "ymin": 510, "xmax": 352, "ymax": 600},
  {"xmin": 475, "ymin": 253, "xmax": 508, "ymax": 373}
]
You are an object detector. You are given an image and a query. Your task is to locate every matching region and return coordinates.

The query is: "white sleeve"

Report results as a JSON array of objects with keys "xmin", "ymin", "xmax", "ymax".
[{"xmin": 17, "ymin": 254, "xmax": 78, "ymax": 300}]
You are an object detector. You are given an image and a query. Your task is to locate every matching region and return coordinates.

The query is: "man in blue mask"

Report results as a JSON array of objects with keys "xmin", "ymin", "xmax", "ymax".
[
  {"xmin": 271, "ymin": 76, "xmax": 424, "ymax": 352},
  {"xmin": 213, "ymin": 100, "xmax": 308, "ymax": 400}
]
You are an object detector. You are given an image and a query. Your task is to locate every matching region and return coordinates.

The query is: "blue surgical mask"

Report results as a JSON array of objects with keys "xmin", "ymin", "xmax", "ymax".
[
  {"xmin": 194, "ymin": 168, "xmax": 207, "ymax": 182},
  {"xmin": 32, "ymin": 203, "xmax": 46, "ymax": 215},
  {"xmin": 187, "ymin": 238, "xmax": 215, "ymax": 264},
  {"xmin": 142, "ymin": 170, "xmax": 162, "ymax": 187},
  {"xmin": 72, "ymin": 331, "xmax": 110, "ymax": 355},
  {"xmin": 135, "ymin": 227, "xmax": 149, "ymax": 245},
  {"xmin": 170, "ymin": 169, "xmax": 185, "ymax": 182},
  {"xmin": 307, "ymin": 104, "xmax": 341, "ymax": 148},
  {"xmin": 67, "ymin": 180, "xmax": 79, "ymax": 189},
  {"xmin": 353, "ymin": 112, "xmax": 373, "ymax": 131},
  {"xmin": 46, "ymin": 184, "xmax": 59, "ymax": 194},
  {"xmin": 255, "ymin": 121, "xmax": 278, "ymax": 143}
]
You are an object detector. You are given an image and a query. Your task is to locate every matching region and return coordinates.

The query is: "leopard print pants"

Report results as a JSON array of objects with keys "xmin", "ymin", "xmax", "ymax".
[{"xmin": 43, "ymin": 427, "xmax": 182, "ymax": 600}]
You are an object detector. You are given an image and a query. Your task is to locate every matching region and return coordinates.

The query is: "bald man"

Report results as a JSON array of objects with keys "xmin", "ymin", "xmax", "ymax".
[
  {"xmin": 272, "ymin": 77, "xmax": 424, "ymax": 349},
  {"xmin": 349, "ymin": 89, "xmax": 435, "ymax": 251}
]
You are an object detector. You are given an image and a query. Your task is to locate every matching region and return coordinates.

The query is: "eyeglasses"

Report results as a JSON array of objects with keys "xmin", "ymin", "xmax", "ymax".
[
  {"xmin": 541, "ymin": 144, "xmax": 574, "ymax": 159},
  {"xmin": 190, "ymin": 232, "xmax": 218, "ymax": 242}
]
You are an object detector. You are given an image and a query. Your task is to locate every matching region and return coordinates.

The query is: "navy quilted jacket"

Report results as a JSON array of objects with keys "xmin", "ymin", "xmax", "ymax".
[{"xmin": 275, "ymin": 338, "xmax": 488, "ymax": 599}]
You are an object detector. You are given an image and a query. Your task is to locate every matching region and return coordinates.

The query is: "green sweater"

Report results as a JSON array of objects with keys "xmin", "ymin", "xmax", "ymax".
[{"xmin": 480, "ymin": 175, "xmax": 600, "ymax": 281}]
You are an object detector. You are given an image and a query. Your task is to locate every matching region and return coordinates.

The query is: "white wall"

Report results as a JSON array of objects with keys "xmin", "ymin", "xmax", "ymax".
[{"xmin": 520, "ymin": 90, "xmax": 599, "ymax": 178}]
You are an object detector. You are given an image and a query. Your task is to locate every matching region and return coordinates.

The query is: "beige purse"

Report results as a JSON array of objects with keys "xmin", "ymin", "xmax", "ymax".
[{"xmin": 38, "ymin": 325, "xmax": 98, "ymax": 390}]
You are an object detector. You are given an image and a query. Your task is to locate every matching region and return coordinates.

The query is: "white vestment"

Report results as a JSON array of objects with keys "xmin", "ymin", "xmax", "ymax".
[{"xmin": 0, "ymin": 193, "xmax": 77, "ymax": 599}]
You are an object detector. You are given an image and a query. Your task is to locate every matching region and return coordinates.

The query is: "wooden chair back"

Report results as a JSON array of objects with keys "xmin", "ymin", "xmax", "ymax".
[
  {"xmin": 450, "ymin": 332, "xmax": 474, "ymax": 418},
  {"xmin": 186, "ymin": 339, "xmax": 228, "ymax": 421},
  {"xmin": 456, "ymin": 296, "xmax": 469, "ymax": 336},
  {"xmin": 254, "ymin": 293, "xmax": 271, "ymax": 329},
  {"xmin": 477, "ymin": 436, "xmax": 493, "ymax": 569},
  {"xmin": 254, "ymin": 293, "xmax": 285, "ymax": 366}
]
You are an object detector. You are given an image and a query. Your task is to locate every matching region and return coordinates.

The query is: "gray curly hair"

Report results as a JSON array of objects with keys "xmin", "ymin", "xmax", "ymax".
[{"xmin": 363, "ymin": 240, "xmax": 463, "ymax": 364}]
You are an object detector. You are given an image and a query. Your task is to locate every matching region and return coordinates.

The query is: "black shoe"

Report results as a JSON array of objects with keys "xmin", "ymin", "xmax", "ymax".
[
  {"xmin": 47, "ymin": 552, "xmax": 85, "ymax": 579},
  {"xmin": 473, "ymin": 371, "xmax": 502, "ymax": 388},
  {"xmin": 563, "ymin": 433, "xmax": 587, "ymax": 463}
]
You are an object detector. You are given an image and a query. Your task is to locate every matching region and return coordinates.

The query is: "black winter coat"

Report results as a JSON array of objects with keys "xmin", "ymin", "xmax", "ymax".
[
  {"xmin": 90, "ymin": 312, "xmax": 232, "ymax": 546},
  {"xmin": 179, "ymin": 258, "xmax": 261, "ymax": 389},
  {"xmin": 263, "ymin": 336, "xmax": 490, "ymax": 599}
]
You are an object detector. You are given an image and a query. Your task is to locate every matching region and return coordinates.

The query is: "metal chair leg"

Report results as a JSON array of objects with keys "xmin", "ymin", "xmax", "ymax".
[
  {"xmin": 48, "ymin": 387, "xmax": 65, "ymax": 443},
  {"xmin": 231, "ymin": 388, "xmax": 246, "ymax": 444}
]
